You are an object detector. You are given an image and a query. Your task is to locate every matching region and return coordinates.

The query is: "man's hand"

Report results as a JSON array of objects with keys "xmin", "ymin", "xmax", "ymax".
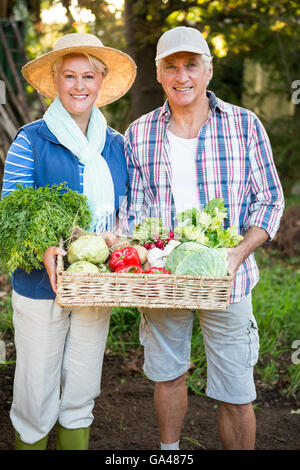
[
  {"xmin": 227, "ymin": 246, "xmax": 245, "ymax": 276},
  {"xmin": 43, "ymin": 246, "xmax": 67, "ymax": 293},
  {"xmin": 226, "ymin": 226, "xmax": 269, "ymax": 276}
]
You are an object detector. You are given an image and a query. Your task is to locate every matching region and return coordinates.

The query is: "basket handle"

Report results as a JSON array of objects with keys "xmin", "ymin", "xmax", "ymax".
[{"xmin": 56, "ymin": 237, "xmax": 64, "ymax": 275}]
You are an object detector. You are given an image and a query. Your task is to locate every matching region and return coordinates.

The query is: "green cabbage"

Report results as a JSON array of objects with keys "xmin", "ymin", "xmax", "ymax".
[
  {"xmin": 66, "ymin": 261, "xmax": 100, "ymax": 273},
  {"xmin": 67, "ymin": 235, "xmax": 109, "ymax": 265},
  {"xmin": 165, "ymin": 242, "xmax": 207, "ymax": 272},
  {"xmin": 165, "ymin": 242, "xmax": 228, "ymax": 277}
]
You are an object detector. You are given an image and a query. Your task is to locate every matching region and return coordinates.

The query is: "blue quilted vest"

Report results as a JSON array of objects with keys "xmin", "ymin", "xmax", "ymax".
[{"xmin": 11, "ymin": 119, "xmax": 128, "ymax": 299}]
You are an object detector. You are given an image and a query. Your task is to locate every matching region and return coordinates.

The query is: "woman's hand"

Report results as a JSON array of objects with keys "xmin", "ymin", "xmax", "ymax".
[{"xmin": 43, "ymin": 246, "xmax": 67, "ymax": 293}]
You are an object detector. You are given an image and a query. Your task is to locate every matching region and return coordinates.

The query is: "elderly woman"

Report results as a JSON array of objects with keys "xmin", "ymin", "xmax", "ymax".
[{"xmin": 1, "ymin": 33, "xmax": 136, "ymax": 450}]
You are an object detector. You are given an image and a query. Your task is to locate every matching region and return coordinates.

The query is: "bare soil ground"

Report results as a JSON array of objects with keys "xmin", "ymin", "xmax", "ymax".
[{"xmin": 0, "ymin": 349, "xmax": 299, "ymax": 451}]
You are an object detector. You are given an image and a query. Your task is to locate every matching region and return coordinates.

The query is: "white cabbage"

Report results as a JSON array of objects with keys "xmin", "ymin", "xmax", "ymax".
[{"xmin": 67, "ymin": 235, "xmax": 109, "ymax": 265}]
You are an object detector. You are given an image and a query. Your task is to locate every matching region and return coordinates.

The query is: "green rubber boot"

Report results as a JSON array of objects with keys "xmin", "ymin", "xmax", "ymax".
[
  {"xmin": 15, "ymin": 431, "xmax": 48, "ymax": 450},
  {"xmin": 56, "ymin": 422, "xmax": 90, "ymax": 450}
]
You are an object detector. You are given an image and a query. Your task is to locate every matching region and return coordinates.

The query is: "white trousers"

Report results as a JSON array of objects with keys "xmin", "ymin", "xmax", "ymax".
[{"xmin": 10, "ymin": 290, "xmax": 111, "ymax": 444}]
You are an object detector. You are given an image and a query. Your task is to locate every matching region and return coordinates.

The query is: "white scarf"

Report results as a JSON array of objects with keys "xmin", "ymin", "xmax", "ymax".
[{"xmin": 44, "ymin": 97, "xmax": 115, "ymax": 233}]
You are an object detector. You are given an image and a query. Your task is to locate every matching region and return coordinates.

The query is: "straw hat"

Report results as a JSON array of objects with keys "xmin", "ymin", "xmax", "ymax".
[{"xmin": 22, "ymin": 33, "xmax": 137, "ymax": 107}]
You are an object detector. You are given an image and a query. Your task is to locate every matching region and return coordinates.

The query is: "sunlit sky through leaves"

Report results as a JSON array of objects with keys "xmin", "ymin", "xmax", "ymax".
[{"xmin": 41, "ymin": 0, "xmax": 124, "ymax": 24}]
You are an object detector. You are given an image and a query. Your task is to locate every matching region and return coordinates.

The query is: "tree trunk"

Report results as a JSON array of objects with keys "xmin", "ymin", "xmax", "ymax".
[
  {"xmin": 124, "ymin": 0, "xmax": 163, "ymax": 122},
  {"xmin": 0, "ymin": 0, "xmax": 7, "ymax": 18}
]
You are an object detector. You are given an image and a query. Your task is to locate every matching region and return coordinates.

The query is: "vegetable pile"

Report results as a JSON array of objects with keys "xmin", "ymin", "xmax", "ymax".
[
  {"xmin": 0, "ymin": 183, "xmax": 240, "ymax": 281},
  {"xmin": 162, "ymin": 198, "xmax": 244, "ymax": 277},
  {"xmin": 0, "ymin": 183, "xmax": 92, "ymax": 274},
  {"xmin": 62, "ymin": 198, "xmax": 243, "ymax": 278},
  {"xmin": 132, "ymin": 217, "xmax": 174, "ymax": 249},
  {"xmin": 66, "ymin": 235, "xmax": 110, "ymax": 273}
]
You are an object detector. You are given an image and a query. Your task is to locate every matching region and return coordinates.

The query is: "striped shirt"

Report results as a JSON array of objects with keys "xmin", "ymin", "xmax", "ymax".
[
  {"xmin": 119, "ymin": 91, "xmax": 284, "ymax": 303},
  {"xmin": 1, "ymin": 130, "xmax": 84, "ymax": 198}
]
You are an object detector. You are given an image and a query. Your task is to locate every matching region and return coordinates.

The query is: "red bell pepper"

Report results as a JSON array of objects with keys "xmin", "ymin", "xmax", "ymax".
[
  {"xmin": 144, "ymin": 267, "xmax": 171, "ymax": 274},
  {"xmin": 109, "ymin": 246, "xmax": 141, "ymax": 271},
  {"xmin": 115, "ymin": 265, "xmax": 144, "ymax": 273}
]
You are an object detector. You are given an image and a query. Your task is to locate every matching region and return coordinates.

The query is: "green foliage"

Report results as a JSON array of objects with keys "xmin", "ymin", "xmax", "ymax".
[
  {"xmin": 251, "ymin": 248, "xmax": 300, "ymax": 395},
  {"xmin": 0, "ymin": 295, "xmax": 13, "ymax": 340},
  {"xmin": 107, "ymin": 307, "xmax": 141, "ymax": 353},
  {"xmin": 0, "ymin": 183, "xmax": 91, "ymax": 274},
  {"xmin": 175, "ymin": 199, "xmax": 243, "ymax": 248}
]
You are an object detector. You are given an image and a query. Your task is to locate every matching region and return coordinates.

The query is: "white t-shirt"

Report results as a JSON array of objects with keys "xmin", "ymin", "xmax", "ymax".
[{"xmin": 167, "ymin": 129, "xmax": 200, "ymax": 215}]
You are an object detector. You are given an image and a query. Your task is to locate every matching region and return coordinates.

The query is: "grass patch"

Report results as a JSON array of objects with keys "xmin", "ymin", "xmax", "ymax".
[
  {"xmin": 106, "ymin": 306, "xmax": 140, "ymax": 354},
  {"xmin": 251, "ymin": 248, "xmax": 300, "ymax": 396},
  {"xmin": 0, "ymin": 291, "xmax": 14, "ymax": 365},
  {"xmin": 0, "ymin": 294, "xmax": 13, "ymax": 341}
]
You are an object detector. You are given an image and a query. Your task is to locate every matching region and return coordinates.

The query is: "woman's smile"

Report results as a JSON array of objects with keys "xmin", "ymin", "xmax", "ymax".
[{"xmin": 54, "ymin": 54, "xmax": 104, "ymax": 125}]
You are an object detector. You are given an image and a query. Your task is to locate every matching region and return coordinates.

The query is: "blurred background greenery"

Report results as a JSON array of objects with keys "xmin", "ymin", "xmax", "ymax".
[{"xmin": 0, "ymin": 0, "xmax": 300, "ymax": 192}]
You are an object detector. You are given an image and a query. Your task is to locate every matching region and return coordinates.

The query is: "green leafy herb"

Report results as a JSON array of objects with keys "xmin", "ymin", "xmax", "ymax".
[
  {"xmin": 0, "ymin": 183, "xmax": 92, "ymax": 273},
  {"xmin": 132, "ymin": 217, "xmax": 169, "ymax": 244},
  {"xmin": 175, "ymin": 198, "xmax": 243, "ymax": 248}
]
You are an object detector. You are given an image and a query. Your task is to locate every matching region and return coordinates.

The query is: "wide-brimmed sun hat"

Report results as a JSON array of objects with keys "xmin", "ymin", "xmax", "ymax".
[
  {"xmin": 155, "ymin": 26, "xmax": 212, "ymax": 61},
  {"xmin": 22, "ymin": 32, "xmax": 137, "ymax": 107}
]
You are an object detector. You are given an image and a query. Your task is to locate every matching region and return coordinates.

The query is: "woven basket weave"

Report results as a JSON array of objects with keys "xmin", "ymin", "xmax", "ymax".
[{"xmin": 56, "ymin": 239, "xmax": 234, "ymax": 310}]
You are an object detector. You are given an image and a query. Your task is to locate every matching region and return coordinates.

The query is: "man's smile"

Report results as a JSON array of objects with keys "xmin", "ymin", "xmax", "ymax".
[{"xmin": 173, "ymin": 87, "xmax": 193, "ymax": 92}]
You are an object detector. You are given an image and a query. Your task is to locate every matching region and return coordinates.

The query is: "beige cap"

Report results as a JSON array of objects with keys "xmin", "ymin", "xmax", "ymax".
[
  {"xmin": 22, "ymin": 33, "xmax": 137, "ymax": 107},
  {"xmin": 155, "ymin": 26, "xmax": 212, "ymax": 61}
]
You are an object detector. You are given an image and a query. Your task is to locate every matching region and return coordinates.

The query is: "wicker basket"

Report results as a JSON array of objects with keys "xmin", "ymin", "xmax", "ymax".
[{"xmin": 56, "ymin": 239, "xmax": 234, "ymax": 310}]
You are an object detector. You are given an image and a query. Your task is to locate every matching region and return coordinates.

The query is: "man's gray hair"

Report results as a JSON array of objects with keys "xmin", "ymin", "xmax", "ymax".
[{"xmin": 156, "ymin": 54, "xmax": 212, "ymax": 72}]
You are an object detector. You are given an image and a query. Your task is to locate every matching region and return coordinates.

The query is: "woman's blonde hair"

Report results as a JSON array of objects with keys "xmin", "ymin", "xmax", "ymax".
[{"xmin": 52, "ymin": 53, "xmax": 108, "ymax": 77}]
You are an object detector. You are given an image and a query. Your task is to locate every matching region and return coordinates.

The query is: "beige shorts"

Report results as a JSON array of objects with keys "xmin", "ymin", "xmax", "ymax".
[{"xmin": 139, "ymin": 294, "xmax": 259, "ymax": 404}]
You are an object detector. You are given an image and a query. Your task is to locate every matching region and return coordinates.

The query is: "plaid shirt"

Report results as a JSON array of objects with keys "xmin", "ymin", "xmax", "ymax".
[{"xmin": 119, "ymin": 91, "xmax": 284, "ymax": 302}]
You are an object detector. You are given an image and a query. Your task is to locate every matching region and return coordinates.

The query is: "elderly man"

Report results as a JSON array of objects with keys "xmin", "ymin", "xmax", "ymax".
[{"xmin": 120, "ymin": 26, "xmax": 284, "ymax": 450}]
